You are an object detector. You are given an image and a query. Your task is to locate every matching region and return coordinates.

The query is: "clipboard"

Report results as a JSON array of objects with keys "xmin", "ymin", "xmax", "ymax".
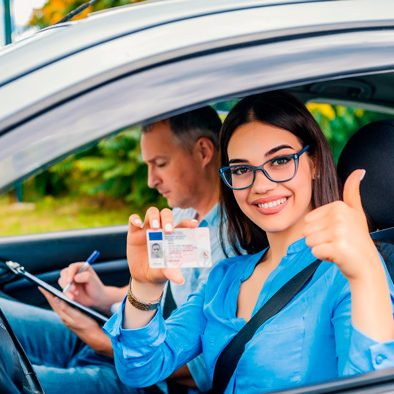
[{"xmin": 5, "ymin": 261, "xmax": 109, "ymax": 325}]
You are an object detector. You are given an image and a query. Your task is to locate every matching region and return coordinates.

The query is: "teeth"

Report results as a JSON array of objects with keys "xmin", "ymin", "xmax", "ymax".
[{"xmin": 257, "ymin": 198, "xmax": 287, "ymax": 209}]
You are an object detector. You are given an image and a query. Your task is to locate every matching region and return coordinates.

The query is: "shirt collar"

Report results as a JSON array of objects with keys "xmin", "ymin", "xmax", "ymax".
[
  {"xmin": 286, "ymin": 237, "xmax": 308, "ymax": 255},
  {"xmin": 199, "ymin": 203, "xmax": 220, "ymax": 228},
  {"xmin": 241, "ymin": 237, "xmax": 312, "ymax": 281}
]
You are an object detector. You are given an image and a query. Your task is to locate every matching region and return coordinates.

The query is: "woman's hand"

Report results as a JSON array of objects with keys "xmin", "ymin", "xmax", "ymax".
[
  {"xmin": 124, "ymin": 207, "xmax": 198, "ymax": 329},
  {"xmin": 304, "ymin": 169, "xmax": 380, "ymax": 281},
  {"xmin": 305, "ymin": 169, "xmax": 394, "ymax": 341},
  {"xmin": 127, "ymin": 207, "xmax": 198, "ymax": 286}
]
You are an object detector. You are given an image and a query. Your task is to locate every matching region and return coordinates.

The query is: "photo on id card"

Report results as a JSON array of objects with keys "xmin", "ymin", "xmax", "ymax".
[{"xmin": 146, "ymin": 228, "xmax": 212, "ymax": 268}]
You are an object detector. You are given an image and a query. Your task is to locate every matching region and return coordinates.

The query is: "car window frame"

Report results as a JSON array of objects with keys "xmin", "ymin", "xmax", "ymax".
[{"xmin": 1, "ymin": 28, "xmax": 394, "ymax": 192}]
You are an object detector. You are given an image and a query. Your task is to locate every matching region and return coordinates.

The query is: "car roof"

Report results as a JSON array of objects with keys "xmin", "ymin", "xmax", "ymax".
[
  {"xmin": 0, "ymin": 0, "xmax": 322, "ymax": 84},
  {"xmin": 1, "ymin": 0, "xmax": 393, "ymax": 85},
  {"xmin": 0, "ymin": 0, "xmax": 393, "ymax": 192}
]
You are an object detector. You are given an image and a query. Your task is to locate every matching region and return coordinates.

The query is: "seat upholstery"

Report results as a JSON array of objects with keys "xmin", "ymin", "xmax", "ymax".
[
  {"xmin": 337, "ymin": 119, "xmax": 394, "ymax": 279},
  {"xmin": 337, "ymin": 119, "xmax": 394, "ymax": 232}
]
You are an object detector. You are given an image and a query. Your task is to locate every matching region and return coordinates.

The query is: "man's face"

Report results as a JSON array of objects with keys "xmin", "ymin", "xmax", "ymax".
[{"xmin": 141, "ymin": 121, "xmax": 204, "ymax": 209}]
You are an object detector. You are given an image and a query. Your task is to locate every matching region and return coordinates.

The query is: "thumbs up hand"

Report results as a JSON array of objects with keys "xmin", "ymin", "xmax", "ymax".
[{"xmin": 304, "ymin": 169, "xmax": 380, "ymax": 281}]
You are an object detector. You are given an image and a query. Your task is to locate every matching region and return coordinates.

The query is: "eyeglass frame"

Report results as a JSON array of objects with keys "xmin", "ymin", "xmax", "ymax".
[{"xmin": 219, "ymin": 145, "xmax": 310, "ymax": 190}]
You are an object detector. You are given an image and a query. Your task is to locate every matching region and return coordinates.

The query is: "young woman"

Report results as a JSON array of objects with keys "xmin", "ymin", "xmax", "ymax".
[{"xmin": 104, "ymin": 92, "xmax": 394, "ymax": 393}]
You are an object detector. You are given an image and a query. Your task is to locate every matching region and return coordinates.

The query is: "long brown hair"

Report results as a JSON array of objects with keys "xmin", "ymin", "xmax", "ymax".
[{"xmin": 220, "ymin": 91, "xmax": 339, "ymax": 255}]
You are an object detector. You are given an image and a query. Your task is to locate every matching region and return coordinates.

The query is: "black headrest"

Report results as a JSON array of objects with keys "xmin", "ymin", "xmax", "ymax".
[{"xmin": 337, "ymin": 119, "xmax": 394, "ymax": 232}]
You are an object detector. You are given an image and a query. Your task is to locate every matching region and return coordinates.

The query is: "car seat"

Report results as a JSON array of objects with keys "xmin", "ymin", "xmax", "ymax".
[{"xmin": 337, "ymin": 119, "xmax": 394, "ymax": 279}]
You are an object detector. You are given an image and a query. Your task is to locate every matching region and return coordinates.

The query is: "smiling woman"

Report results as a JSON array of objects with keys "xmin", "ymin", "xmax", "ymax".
[
  {"xmin": 104, "ymin": 91, "xmax": 394, "ymax": 394},
  {"xmin": 220, "ymin": 92, "xmax": 339, "ymax": 255}
]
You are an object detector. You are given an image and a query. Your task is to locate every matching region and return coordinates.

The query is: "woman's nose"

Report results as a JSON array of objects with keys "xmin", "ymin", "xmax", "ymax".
[{"xmin": 251, "ymin": 169, "xmax": 277, "ymax": 193}]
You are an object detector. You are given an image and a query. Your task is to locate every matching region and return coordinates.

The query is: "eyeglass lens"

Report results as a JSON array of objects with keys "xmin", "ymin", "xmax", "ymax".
[{"xmin": 224, "ymin": 155, "xmax": 297, "ymax": 189}]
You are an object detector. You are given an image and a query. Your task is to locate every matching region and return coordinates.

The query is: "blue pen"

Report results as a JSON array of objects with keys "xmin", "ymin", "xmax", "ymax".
[{"xmin": 62, "ymin": 250, "xmax": 100, "ymax": 293}]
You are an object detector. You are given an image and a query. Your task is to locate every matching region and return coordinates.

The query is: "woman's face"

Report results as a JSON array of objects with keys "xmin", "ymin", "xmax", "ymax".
[{"xmin": 227, "ymin": 121, "xmax": 315, "ymax": 237}]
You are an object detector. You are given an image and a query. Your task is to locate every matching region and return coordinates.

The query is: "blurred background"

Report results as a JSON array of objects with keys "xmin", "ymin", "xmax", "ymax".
[{"xmin": 0, "ymin": 0, "xmax": 388, "ymax": 236}]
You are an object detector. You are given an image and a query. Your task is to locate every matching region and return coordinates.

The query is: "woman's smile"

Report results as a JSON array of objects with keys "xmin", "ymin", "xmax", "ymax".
[{"xmin": 251, "ymin": 195, "xmax": 290, "ymax": 215}]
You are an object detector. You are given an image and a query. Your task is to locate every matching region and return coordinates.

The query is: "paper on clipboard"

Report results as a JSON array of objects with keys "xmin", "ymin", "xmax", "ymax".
[{"xmin": 5, "ymin": 261, "xmax": 109, "ymax": 325}]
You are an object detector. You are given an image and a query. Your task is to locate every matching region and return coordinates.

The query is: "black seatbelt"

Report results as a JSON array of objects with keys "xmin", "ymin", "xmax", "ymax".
[
  {"xmin": 371, "ymin": 225, "xmax": 394, "ymax": 242},
  {"xmin": 162, "ymin": 282, "xmax": 177, "ymax": 320},
  {"xmin": 210, "ymin": 259, "xmax": 322, "ymax": 394}
]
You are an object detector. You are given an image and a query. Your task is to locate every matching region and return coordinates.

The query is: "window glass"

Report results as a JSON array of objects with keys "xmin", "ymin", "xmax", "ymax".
[{"xmin": 0, "ymin": 126, "xmax": 166, "ymax": 237}]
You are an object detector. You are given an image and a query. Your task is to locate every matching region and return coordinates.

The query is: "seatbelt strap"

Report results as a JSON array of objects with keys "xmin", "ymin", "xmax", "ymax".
[
  {"xmin": 210, "ymin": 259, "xmax": 322, "ymax": 394},
  {"xmin": 371, "ymin": 226, "xmax": 394, "ymax": 242},
  {"xmin": 162, "ymin": 282, "xmax": 177, "ymax": 320}
]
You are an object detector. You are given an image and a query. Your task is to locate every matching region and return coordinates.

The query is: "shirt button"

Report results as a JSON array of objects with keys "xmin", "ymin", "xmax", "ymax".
[{"xmin": 375, "ymin": 355, "xmax": 385, "ymax": 365}]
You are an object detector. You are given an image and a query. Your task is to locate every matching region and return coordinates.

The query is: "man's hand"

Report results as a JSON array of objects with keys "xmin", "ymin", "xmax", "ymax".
[
  {"xmin": 58, "ymin": 262, "xmax": 125, "ymax": 314},
  {"xmin": 39, "ymin": 288, "xmax": 113, "ymax": 357}
]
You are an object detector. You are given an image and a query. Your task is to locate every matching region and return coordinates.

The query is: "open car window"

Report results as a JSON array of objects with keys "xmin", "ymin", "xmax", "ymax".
[{"xmin": 1, "ymin": 97, "xmax": 391, "ymax": 237}]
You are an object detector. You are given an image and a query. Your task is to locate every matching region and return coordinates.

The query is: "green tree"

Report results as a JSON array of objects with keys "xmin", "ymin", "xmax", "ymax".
[
  {"xmin": 307, "ymin": 103, "xmax": 388, "ymax": 162},
  {"xmin": 35, "ymin": 128, "xmax": 166, "ymax": 211},
  {"xmin": 29, "ymin": 0, "xmax": 144, "ymax": 28}
]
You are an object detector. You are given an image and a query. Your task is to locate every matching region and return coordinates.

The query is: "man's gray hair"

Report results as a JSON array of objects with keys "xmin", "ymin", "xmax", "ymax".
[{"xmin": 142, "ymin": 106, "xmax": 222, "ymax": 152}]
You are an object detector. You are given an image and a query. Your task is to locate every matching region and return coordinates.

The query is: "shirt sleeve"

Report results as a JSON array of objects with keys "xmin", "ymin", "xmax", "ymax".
[
  {"xmin": 187, "ymin": 354, "xmax": 211, "ymax": 392},
  {"xmin": 103, "ymin": 283, "xmax": 207, "ymax": 388},
  {"xmin": 332, "ymin": 258, "xmax": 394, "ymax": 375}
]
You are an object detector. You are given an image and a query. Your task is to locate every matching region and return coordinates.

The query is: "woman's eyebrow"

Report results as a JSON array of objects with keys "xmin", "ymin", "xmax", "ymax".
[
  {"xmin": 228, "ymin": 144, "xmax": 295, "ymax": 164},
  {"xmin": 228, "ymin": 158, "xmax": 248, "ymax": 164},
  {"xmin": 265, "ymin": 144, "xmax": 295, "ymax": 157}
]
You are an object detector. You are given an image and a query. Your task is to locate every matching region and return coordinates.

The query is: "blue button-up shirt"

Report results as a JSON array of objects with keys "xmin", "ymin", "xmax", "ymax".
[
  {"xmin": 169, "ymin": 204, "xmax": 230, "ymax": 391},
  {"xmin": 104, "ymin": 237, "xmax": 394, "ymax": 393}
]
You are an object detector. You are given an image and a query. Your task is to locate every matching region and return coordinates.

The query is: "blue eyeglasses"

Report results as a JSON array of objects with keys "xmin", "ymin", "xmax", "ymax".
[{"xmin": 219, "ymin": 145, "xmax": 310, "ymax": 190}]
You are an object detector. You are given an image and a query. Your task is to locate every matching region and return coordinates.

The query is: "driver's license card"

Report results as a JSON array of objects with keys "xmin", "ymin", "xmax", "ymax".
[{"xmin": 146, "ymin": 228, "xmax": 212, "ymax": 268}]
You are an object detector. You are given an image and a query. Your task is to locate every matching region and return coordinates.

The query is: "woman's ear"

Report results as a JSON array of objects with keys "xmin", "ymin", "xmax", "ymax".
[{"xmin": 194, "ymin": 137, "xmax": 216, "ymax": 167}]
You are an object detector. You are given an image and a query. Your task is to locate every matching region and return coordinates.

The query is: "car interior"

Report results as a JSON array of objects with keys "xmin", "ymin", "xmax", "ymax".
[
  {"xmin": 337, "ymin": 119, "xmax": 394, "ymax": 280},
  {"xmin": 0, "ymin": 69, "xmax": 394, "ymax": 393}
]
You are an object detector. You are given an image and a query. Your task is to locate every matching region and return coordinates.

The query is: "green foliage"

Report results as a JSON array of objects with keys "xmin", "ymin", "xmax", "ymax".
[
  {"xmin": 29, "ymin": 0, "xmax": 145, "ymax": 29},
  {"xmin": 0, "ymin": 195, "xmax": 132, "ymax": 236},
  {"xmin": 307, "ymin": 103, "xmax": 388, "ymax": 162},
  {"xmin": 23, "ymin": 127, "xmax": 166, "ymax": 213}
]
